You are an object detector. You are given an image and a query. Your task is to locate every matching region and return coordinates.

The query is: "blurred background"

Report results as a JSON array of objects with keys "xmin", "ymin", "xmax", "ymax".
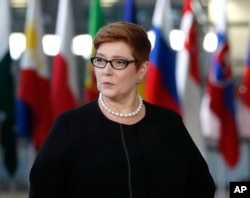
[{"xmin": 0, "ymin": 0, "xmax": 250, "ymax": 197}]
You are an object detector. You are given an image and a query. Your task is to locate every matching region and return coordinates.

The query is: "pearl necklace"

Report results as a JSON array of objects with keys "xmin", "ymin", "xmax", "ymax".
[{"xmin": 98, "ymin": 93, "xmax": 143, "ymax": 117}]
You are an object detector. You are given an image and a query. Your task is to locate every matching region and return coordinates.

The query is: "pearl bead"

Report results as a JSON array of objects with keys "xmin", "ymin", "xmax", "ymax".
[{"xmin": 98, "ymin": 93, "xmax": 143, "ymax": 118}]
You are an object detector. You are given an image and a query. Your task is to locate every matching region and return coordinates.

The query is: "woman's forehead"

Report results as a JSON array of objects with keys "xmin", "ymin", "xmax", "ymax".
[{"xmin": 96, "ymin": 42, "xmax": 133, "ymax": 57}]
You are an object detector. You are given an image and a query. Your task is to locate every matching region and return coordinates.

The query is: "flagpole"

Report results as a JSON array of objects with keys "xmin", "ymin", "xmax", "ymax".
[
  {"xmin": 0, "ymin": 111, "xmax": 17, "ymax": 197},
  {"xmin": 242, "ymin": 138, "xmax": 250, "ymax": 181},
  {"xmin": 9, "ymin": 178, "xmax": 17, "ymax": 198},
  {"xmin": 216, "ymin": 152, "xmax": 227, "ymax": 198},
  {"xmin": 0, "ymin": 111, "xmax": 6, "ymax": 140},
  {"xmin": 0, "ymin": 111, "xmax": 5, "ymax": 192}
]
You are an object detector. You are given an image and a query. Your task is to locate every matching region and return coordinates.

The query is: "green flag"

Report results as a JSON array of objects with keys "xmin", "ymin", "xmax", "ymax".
[
  {"xmin": 0, "ymin": 0, "xmax": 17, "ymax": 177},
  {"xmin": 84, "ymin": 0, "xmax": 105, "ymax": 103},
  {"xmin": 88, "ymin": 0, "xmax": 104, "ymax": 37}
]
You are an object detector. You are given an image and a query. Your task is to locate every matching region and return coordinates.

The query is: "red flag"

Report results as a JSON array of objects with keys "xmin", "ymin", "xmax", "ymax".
[
  {"xmin": 51, "ymin": 0, "xmax": 79, "ymax": 118},
  {"xmin": 16, "ymin": 0, "xmax": 53, "ymax": 151},
  {"xmin": 200, "ymin": 0, "xmax": 239, "ymax": 167},
  {"xmin": 176, "ymin": 0, "xmax": 205, "ymax": 155}
]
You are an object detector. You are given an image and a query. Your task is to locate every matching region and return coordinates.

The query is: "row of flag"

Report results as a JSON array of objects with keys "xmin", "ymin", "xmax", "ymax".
[
  {"xmin": 147, "ymin": 0, "xmax": 250, "ymax": 169},
  {"xmin": 0, "ymin": 0, "xmax": 249, "ymax": 179}
]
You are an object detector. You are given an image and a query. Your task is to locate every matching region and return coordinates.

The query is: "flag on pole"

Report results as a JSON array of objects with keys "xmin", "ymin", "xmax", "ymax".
[
  {"xmin": 0, "ymin": 0, "xmax": 17, "ymax": 177},
  {"xmin": 145, "ymin": 0, "xmax": 180, "ymax": 114},
  {"xmin": 16, "ymin": 0, "xmax": 53, "ymax": 151},
  {"xmin": 51, "ymin": 0, "xmax": 79, "ymax": 119},
  {"xmin": 123, "ymin": 0, "xmax": 137, "ymax": 23},
  {"xmin": 123, "ymin": 0, "xmax": 146, "ymax": 99},
  {"xmin": 237, "ymin": 21, "xmax": 250, "ymax": 138},
  {"xmin": 175, "ymin": 0, "xmax": 205, "ymax": 155},
  {"xmin": 200, "ymin": 0, "xmax": 239, "ymax": 167},
  {"xmin": 84, "ymin": 0, "xmax": 105, "ymax": 103}
]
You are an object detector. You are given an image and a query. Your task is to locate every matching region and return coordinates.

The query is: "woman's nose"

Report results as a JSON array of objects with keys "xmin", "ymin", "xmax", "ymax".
[{"xmin": 102, "ymin": 62, "xmax": 113, "ymax": 75}]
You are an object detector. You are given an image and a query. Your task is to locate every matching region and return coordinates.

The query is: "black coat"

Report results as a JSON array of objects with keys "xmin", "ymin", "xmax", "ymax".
[{"xmin": 29, "ymin": 100, "xmax": 215, "ymax": 198}]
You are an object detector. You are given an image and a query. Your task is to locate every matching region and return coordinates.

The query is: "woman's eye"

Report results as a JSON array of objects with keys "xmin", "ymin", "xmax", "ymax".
[
  {"xmin": 97, "ymin": 58, "xmax": 104, "ymax": 62},
  {"xmin": 115, "ymin": 60, "xmax": 125, "ymax": 64}
]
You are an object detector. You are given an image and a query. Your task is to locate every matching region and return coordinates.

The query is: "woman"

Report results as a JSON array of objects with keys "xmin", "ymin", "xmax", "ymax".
[{"xmin": 29, "ymin": 22, "xmax": 215, "ymax": 198}]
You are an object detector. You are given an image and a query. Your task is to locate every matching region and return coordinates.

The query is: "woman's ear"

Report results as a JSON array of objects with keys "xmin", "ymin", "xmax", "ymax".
[{"xmin": 138, "ymin": 61, "xmax": 149, "ymax": 80}]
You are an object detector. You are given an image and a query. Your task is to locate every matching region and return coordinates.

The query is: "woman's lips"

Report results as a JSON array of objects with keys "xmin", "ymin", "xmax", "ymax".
[{"xmin": 103, "ymin": 82, "xmax": 113, "ymax": 87}]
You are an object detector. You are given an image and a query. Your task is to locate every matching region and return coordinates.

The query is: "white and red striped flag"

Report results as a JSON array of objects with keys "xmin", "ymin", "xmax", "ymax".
[
  {"xmin": 176, "ymin": 0, "xmax": 205, "ymax": 156},
  {"xmin": 51, "ymin": 0, "xmax": 79, "ymax": 119}
]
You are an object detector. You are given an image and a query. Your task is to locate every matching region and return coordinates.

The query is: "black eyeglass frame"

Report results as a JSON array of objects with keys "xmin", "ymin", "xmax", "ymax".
[{"xmin": 90, "ymin": 57, "xmax": 137, "ymax": 70}]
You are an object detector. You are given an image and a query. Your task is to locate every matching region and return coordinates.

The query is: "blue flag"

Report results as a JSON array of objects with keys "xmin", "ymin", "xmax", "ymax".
[{"xmin": 123, "ymin": 0, "xmax": 137, "ymax": 23}]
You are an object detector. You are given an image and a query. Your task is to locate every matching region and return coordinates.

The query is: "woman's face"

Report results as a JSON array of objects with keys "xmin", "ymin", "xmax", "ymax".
[{"xmin": 94, "ymin": 41, "xmax": 148, "ymax": 100}]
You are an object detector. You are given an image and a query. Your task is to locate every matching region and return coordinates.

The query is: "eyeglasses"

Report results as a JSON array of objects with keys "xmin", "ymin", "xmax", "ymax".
[{"xmin": 90, "ymin": 57, "xmax": 136, "ymax": 70}]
